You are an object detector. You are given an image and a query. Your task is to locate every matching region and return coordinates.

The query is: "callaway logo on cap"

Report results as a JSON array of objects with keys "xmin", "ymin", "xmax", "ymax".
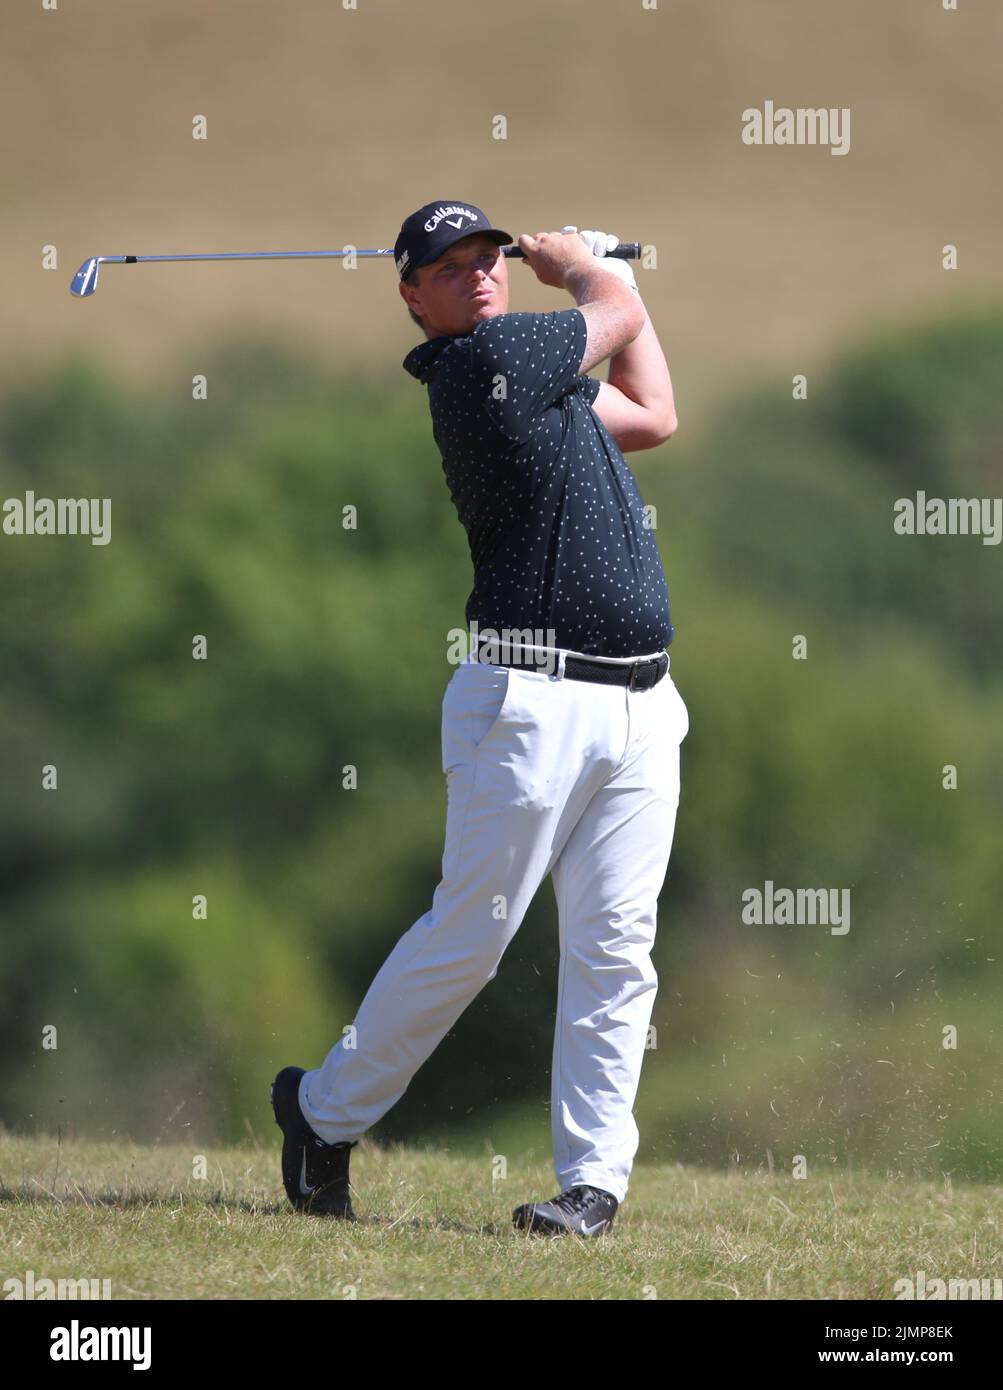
[{"xmin": 394, "ymin": 200, "xmax": 512, "ymax": 281}]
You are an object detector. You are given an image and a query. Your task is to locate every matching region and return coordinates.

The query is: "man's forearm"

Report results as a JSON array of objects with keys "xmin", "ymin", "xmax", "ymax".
[
  {"xmin": 606, "ymin": 300, "xmax": 678, "ymax": 432},
  {"xmin": 564, "ymin": 264, "xmax": 646, "ymax": 376}
]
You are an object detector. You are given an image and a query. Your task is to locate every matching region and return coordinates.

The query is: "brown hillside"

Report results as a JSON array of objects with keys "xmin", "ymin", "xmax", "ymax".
[{"xmin": 4, "ymin": 0, "xmax": 1002, "ymax": 425}]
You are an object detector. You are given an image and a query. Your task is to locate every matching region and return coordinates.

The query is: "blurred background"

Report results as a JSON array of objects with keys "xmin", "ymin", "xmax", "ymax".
[{"xmin": 2, "ymin": 0, "xmax": 1001, "ymax": 1179}]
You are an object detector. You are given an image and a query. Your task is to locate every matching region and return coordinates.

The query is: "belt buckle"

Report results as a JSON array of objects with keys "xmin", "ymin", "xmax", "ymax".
[
  {"xmin": 628, "ymin": 658, "xmax": 650, "ymax": 692},
  {"xmin": 629, "ymin": 653, "xmax": 667, "ymax": 691}
]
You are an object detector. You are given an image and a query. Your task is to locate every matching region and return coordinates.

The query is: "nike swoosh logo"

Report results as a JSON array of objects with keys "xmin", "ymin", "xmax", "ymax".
[
  {"xmin": 299, "ymin": 1151, "xmax": 316, "ymax": 1197},
  {"xmin": 580, "ymin": 1218, "xmax": 607, "ymax": 1235}
]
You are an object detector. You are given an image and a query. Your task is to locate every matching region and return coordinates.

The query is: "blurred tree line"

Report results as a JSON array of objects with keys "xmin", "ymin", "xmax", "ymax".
[{"xmin": 1, "ymin": 309, "xmax": 1000, "ymax": 1178}]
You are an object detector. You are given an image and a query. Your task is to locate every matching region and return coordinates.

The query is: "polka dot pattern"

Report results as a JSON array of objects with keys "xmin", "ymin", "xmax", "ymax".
[{"xmin": 402, "ymin": 308, "xmax": 673, "ymax": 658}]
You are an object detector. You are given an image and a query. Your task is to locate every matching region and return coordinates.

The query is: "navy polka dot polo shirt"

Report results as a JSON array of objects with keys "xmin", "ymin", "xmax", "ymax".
[{"xmin": 402, "ymin": 307, "xmax": 673, "ymax": 658}]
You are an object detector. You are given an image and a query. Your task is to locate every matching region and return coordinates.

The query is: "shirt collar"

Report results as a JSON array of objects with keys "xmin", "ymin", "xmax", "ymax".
[{"xmin": 402, "ymin": 334, "xmax": 459, "ymax": 385}]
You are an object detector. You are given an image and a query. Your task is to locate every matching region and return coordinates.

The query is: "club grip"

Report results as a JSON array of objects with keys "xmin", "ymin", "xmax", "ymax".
[{"xmin": 504, "ymin": 241, "xmax": 641, "ymax": 260}]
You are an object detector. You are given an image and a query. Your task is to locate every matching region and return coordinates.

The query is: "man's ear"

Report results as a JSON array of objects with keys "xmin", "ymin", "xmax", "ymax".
[
  {"xmin": 399, "ymin": 271, "xmax": 419, "ymax": 306},
  {"xmin": 400, "ymin": 273, "xmax": 425, "ymax": 329}
]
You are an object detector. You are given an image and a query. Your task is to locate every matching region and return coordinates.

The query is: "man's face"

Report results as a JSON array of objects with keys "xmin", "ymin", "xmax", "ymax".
[{"xmin": 399, "ymin": 233, "xmax": 509, "ymax": 337}]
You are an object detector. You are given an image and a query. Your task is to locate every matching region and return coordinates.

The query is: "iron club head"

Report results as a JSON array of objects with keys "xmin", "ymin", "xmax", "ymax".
[{"xmin": 70, "ymin": 258, "xmax": 101, "ymax": 297}]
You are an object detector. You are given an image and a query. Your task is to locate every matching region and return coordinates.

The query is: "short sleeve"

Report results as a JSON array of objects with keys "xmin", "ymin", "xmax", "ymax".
[
  {"xmin": 578, "ymin": 374, "xmax": 601, "ymax": 406},
  {"xmin": 467, "ymin": 309, "xmax": 588, "ymax": 442}
]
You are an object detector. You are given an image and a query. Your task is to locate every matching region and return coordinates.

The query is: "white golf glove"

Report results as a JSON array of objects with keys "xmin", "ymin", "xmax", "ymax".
[{"xmin": 561, "ymin": 225, "xmax": 639, "ymax": 292}]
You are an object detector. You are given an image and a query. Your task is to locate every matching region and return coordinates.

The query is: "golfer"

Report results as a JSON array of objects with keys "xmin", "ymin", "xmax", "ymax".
[{"xmin": 272, "ymin": 200, "xmax": 688, "ymax": 1237}]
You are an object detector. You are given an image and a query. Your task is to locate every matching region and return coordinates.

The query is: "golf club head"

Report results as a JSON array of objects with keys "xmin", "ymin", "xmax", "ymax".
[{"xmin": 70, "ymin": 258, "xmax": 100, "ymax": 297}]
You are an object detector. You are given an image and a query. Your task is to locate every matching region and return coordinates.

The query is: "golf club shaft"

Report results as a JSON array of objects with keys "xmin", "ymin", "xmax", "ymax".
[
  {"xmin": 69, "ymin": 244, "xmax": 642, "ymax": 296},
  {"xmin": 108, "ymin": 244, "xmax": 639, "ymax": 264}
]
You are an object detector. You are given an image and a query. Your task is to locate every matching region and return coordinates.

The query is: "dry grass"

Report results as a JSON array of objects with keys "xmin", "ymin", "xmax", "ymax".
[{"xmin": 2, "ymin": 1131, "xmax": 1000, "ymax": 1299}]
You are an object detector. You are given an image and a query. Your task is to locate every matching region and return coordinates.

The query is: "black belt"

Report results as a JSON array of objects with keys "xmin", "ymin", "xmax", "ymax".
[{"xmin": 476, "ymin": 640, "xmax": 669, "ymax": 692}]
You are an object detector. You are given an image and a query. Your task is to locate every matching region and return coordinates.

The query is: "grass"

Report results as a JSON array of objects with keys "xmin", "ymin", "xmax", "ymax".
[{"xmin": 2, "ymin": 1131, "xmax": 1000, "ymax": 1300}]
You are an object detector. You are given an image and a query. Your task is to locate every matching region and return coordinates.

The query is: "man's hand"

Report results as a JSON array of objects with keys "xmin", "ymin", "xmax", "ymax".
[
  {"xmin": 561, "ymin": 226, "xmax": 639, "ymax": 293},
  {"xmin": 517, "ymin": 230, "xmax": 596, "ymax": 290}
]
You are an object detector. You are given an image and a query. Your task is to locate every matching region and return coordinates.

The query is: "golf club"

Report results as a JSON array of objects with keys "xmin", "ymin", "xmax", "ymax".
[{"xmin": 68, "ymin": 243, "xmax": 642, "ymax": 298}]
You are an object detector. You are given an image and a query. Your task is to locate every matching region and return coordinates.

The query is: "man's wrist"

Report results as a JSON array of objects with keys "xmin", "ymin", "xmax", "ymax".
[
  {"xmin": 565, "ymin": 263, "xmax": 638, "ymax": 306},
  {"xmin": 563, "ymin": 261, "xmax": 608, "ymax": 301}
]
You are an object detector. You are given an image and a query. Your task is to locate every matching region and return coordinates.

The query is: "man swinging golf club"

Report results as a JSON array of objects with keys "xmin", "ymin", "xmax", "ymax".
[{"xmin": 272, "ymin": 199, "xmax": 688, "ymax": 1238}]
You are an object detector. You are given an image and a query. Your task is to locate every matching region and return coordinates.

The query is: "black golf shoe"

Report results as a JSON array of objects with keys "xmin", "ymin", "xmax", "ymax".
[
  {"xmin": 271, "ymin": 1065, "xmax": 357, "ymax": 1219},
  {"xmin": 512, "ymin": 1184, "xmax": 619, "ymax": 1237}
]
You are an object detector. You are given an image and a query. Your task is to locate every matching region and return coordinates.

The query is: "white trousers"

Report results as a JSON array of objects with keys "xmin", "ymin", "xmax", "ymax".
[{"xmin": 299, "ymin": 648, "xmax": 689, "ymax": 1205}]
